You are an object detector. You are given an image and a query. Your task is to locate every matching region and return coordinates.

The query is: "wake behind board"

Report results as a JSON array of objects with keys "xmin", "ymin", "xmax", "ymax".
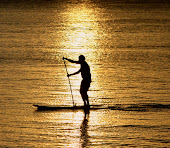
[{"xmin": 33, "ymin": 104, "xmax": 108, "ymax": 111}]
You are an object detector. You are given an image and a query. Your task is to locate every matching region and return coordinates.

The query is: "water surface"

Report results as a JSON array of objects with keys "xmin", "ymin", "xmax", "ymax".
[{"xmin": 0, "ymin": 0, "xmax": 170, "ymax": 147}]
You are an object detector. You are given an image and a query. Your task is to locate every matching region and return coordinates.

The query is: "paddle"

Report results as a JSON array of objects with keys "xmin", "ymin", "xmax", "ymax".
[{"xmin": 63, "ymin": 58, "xmax": 75, "ymax": 107}]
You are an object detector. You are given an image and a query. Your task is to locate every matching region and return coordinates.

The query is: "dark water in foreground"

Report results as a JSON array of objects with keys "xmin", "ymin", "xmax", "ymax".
[{"xmin": 0, "ymin": 0, "xmax": 170, "ymax": 147}]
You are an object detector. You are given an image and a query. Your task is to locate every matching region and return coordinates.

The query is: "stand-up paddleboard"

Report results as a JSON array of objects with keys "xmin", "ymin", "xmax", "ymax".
[{"xmin": 33, "ymin": 104, "xmax": 108, "ymax": 111}]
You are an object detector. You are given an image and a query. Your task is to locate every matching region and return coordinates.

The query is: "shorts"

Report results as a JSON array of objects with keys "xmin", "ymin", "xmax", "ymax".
[{"xmin": 80, "ymin": 79, "xmax": 91, "ymax": 92}]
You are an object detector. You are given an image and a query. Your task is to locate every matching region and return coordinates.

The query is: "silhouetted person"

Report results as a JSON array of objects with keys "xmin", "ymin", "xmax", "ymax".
[{"xmin": 63, "ymin": 55, "xmax": 91, "ymax": 108}]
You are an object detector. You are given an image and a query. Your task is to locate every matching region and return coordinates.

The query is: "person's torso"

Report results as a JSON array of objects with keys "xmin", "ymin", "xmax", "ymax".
[{"xmin": 80, "ymin": 61, "xmax": 91, "ymax": 82}]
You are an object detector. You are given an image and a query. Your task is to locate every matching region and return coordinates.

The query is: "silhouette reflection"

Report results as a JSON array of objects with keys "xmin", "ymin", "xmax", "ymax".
[{"xmin": 80, "ymin": 109, "xmax": 90, "ymax": 147}]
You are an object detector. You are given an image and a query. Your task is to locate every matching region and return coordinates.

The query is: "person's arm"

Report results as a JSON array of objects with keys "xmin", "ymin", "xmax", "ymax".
[
  {"xmin": 63, "ymin": 57, "xmax": 80, "ymax": 64},
  {"xmin": 68, "ymin": 69, "xmax": 81, "ymax": 77}
]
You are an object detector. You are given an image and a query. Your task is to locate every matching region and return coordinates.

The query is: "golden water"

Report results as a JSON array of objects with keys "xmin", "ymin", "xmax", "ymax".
[{"xmin": 0, "ymin": 0, "xmax": 170, "ymax": 147}]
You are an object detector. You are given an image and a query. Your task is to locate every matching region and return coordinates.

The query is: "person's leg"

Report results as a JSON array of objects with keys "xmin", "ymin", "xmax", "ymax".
[
  {"xmin": 80, "ymin": 80, "xmax": 88, "ymax": 106},
  {"xmin": 80, "ymin": 88, "xmax": 86, "ymax": 106},
  {"xmin": 80, "ymin": 80, "xmax": 86, "ymax": 106},
  {"xmin": 85, "ymin": 92, "xmax": 89, "ymax": 106},
  {"xmin": 85, "ymin": 82, "xmax": 90, "ymax": 107},
  {"xmin": 80, "ymin": 80, "xmax": 90, "ymax": 107}
]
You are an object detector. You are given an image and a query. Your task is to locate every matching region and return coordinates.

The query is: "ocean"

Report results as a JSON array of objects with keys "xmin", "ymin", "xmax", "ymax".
[{"xmin": 0, "ymin": 0, "xmax": 170, "ymax": 147}]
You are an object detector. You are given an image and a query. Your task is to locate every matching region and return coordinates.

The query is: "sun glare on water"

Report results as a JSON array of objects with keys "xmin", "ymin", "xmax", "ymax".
[{"xmin": 60, "ymin": 3, "xmax": 101, "ymax": 53}]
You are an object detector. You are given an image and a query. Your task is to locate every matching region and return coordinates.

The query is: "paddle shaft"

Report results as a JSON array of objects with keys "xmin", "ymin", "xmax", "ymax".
[{"xmin": 63, "ymin": 59, "xmax": 75, "ymax": 106}]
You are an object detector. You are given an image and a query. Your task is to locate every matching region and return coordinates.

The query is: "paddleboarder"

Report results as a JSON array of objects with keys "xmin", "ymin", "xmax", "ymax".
[{"xmin": 63, "ymin": 55, "xmax": 91, "ymax": 108}]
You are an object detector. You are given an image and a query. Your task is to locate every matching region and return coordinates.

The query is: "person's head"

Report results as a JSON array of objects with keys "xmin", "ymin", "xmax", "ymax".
[{"xmin": 79, "ymin": 55, "xmax": 85, "ymax": 62}]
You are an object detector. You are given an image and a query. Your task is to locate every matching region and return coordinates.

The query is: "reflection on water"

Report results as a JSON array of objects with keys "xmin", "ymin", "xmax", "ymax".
[
  {"xmin": 63, "ymin": 3, "xmax": 100, "ymax": 49},
  {"xmin": 32, "ymin": 109, "xmax": 90, "ymax": 147},
  {"xmin": 80, "ymin": 109, "xmax": 90, "ymax": 147},
  {"xmin": 56, "ymin": 1, "xmax": 104, "ymax": 63},
  {"xmin": 32, "ymin": 106, "xmax": 170, "ymax": 147},
  {"xmin": 0, "ymin": 0, "xmax": 170, "ymax": 147}
]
